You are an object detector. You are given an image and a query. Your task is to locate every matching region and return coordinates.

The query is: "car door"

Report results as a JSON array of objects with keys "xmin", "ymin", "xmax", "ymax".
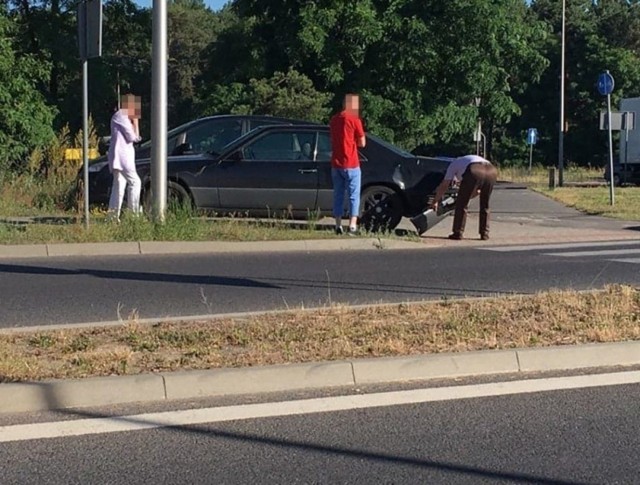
[
  {"xmin": 216, "ymin": 129, "xmax": 319, "ymax": 215},
  {"xmin": 174, "ymin": 119, "xmax": 244, "ymax": 208}
]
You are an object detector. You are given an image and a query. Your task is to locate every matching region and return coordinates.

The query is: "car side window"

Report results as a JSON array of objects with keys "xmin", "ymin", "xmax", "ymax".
[
  {"xmin": 185, "ymin": 120, "xmax": 242, "ymax": 154},
  {"xmin": 316, "ymin": 132, "xmax": 333, "ymax": 162},
  {"xmin": 244, "ymin": 131, "xmax": 316, "ymax": 161}
]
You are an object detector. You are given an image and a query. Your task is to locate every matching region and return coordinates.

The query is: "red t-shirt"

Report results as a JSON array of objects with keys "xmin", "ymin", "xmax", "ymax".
[{"xmin": 329, "ymin": 111, "xmax": 365, "ymax": 169}]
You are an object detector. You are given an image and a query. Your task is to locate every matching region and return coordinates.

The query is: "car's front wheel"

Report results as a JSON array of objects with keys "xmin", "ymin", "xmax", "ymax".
[
  {"xmin": 613, "ymin": 174, "xmax": 622, "ymax": 187},
  {"xmin": 359, "ymin": 185, "xmax": 404, "ymax": 233}
]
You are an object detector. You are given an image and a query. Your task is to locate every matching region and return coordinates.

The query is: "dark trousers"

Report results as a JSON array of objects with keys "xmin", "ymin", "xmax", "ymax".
[{"xmin": 452, "ymin": 163, "xmax": 498, "ymax": 237}]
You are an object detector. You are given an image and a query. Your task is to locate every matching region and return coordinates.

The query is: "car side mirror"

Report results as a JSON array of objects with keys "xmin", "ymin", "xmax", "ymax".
[{"xmin": 172, "ymin": 142, "xmax": 193, "ymax": 156}]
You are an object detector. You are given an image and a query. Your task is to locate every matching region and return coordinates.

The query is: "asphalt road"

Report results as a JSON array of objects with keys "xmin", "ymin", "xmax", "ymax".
[
  {"xmin": 1, "ymin": 373, "xmax": 639, "ymax": 484},
  {"xmin": 2, "ymin": 238, "xmax": 640, "ymax": 327}
]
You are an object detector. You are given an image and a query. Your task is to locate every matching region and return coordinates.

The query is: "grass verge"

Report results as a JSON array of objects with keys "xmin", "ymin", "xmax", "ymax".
[
  {"xmin": 1, "ymin": 285, "xmax": 639, "ymax": 383},
  {"xmin": 0, "ymin": 213, "xmax": 338, "ymax": 245},
  {"xmin": 499, "ymin": 166, "xmax": 603, "ymax": 187},
  {"xmin": 0, "ymin": 206, "xmax": 415, "ymax": 245},
  {"xmin": 535, "ymin": 187, "xmax": 640, "ymax": 221}
]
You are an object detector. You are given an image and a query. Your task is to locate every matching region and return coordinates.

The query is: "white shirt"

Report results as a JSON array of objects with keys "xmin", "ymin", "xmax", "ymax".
[
  {"xmin": 443, "ymin": 155, "xmax": 491, "ymax": 183},
  {"xmin": 107, "ymin": 110, "xmax": 141, "ymax": 173}
]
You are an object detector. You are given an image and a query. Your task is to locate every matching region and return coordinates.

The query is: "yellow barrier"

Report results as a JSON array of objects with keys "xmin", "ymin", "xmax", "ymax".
[{"xmin": 64, "ymin": 148, "xmax": 100, "ymax": 161}]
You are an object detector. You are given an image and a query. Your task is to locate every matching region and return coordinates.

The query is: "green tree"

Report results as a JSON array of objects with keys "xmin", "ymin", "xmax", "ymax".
[
  {"xmin": 168, "ymin": 0, "xmax": 221, "ymax": 125},
  {"xmin": 229, "ymin": 0, "xmax": 549, "ymax": 155},
  {"xmin": 524, "ymin": 0, "xmax": 640, "ymax": 167},
  {"xmin": 0, "ymin": 11, "xmax": 56, "ymax": 171},
  {"xmin": 198, "ymin": 69, "xmax": 331, "ymax": 122}
]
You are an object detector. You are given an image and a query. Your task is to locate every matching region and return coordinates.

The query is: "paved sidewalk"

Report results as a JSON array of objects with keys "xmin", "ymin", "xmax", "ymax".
[{"xmin": 1, "ymin": 340, "xmax": 639, "ymax": 414}]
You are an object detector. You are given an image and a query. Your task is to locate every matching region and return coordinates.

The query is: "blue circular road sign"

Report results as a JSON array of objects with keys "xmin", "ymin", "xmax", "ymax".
[{"xmin": 597, "ymin": 71, "xmax": 615, "ymax": 96}]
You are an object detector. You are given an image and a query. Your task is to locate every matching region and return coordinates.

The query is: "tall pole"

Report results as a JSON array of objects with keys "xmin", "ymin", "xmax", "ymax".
[
  {"xmin": 607, "ymin": 90, "xmax": 615, "ymax": 206},
  {"xmin": 82, "ymin": 59, "xmax": 90, "ymax": 229},
  {"xmin": 558, "ymin": 0, "xmax": 566, "ymax": 187},
  {"xmin": 151, "ymin": 0, "xmax": 167, "ymax": 222}
]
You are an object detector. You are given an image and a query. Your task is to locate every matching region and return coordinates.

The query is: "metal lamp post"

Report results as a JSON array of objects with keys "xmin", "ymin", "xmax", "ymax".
[
  {"xmin": 151, "ymin": 0, "xmax": 168, "ymax": 222},
  {"xmin": 558, "ymin": 0, "xmax": 566, "ymax": 187}
]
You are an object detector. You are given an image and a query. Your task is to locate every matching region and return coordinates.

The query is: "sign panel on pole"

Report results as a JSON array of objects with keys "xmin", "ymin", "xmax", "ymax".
[
  {"xmin": 597, "ymin": 71, "xmax": 615, "ymax": 96},
  {"xmin": 78, "ymin": 0, "xmax": 103, "ymax": 60},
  {"xmin": 526, "ymin": 128, "xmax": 538, "ymax": 146},
  {"xmin": 600, "ymin": 111, "xmax": 635, "ymax": 131}
]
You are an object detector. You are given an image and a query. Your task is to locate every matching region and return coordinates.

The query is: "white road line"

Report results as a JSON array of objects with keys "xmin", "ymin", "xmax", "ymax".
[
  {"xmin": 482, "ymin": 240, "xmax": 640, "ymax": 252},
  {"xmin": 1, "ymin": 371, "xmax": 639, "ymax": 444},
  {"xmin": 608, "ymin": 258, "xmax": 640, "ymax": 264},
  {"xmin": 545, "ymin": 248, "xmax": 640, "ymax": 258}
]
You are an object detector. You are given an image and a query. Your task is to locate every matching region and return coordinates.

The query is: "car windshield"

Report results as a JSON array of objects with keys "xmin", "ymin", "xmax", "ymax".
[{"xmin": 367, "ymin": 134, "xmax": 414, "ymax": 158}]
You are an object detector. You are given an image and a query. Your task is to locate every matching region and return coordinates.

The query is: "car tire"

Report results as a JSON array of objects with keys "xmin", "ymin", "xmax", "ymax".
[
  {"xmin": 359, "ymin": 185, "xmax": 404, "ymax": 233},
  {"xmin": 143, "ymin": 181, "xmax": 193, "ymax": 213}
]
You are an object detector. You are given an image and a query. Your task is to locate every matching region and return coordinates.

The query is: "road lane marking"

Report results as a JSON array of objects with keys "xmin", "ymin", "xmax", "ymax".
[
  {"xmin": 609, "ymin": 258, "xmax": 640, "ymax": 264},
  {"xmin": 544, "ymin": 248, "xmax": 640, "ymax": 258},
  {"xmin": 1, "ymin": 371, "xmax": 639, "ymax": 443},
  {"xmin": 482, "ymin": 241, "xmax": 640, "ymax": 252}
]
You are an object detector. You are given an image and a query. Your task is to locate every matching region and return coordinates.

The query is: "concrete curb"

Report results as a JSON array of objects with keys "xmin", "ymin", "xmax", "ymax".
[
  {"xmin": 1, "ymin": 340, "xmax": 639, "ymax": 414},
  {"xmin": 2, "ymin": 233, "xmax": 640, "ymax": 260},
  {"xmin": 0, "ymin": 238, "xmax": 426, "ymax": 260}
]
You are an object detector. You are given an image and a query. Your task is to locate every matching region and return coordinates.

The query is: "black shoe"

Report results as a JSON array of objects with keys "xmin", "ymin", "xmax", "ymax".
[
  {"xmin": 480, "ymin": 233, "xmax": 490, "ymax": 241},
  {"xmin": 448, "ymin": 233, "xmax": 463, "ymax": 240},
  {"xmin": 335, "ymin": 226, "xmax": 344, "ymax": 235}
]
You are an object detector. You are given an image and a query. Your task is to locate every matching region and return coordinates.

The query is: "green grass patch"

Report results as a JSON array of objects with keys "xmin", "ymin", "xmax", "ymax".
[{"xmin": 0, "ymin": 214, "xmax": 341, "ymax": 245}]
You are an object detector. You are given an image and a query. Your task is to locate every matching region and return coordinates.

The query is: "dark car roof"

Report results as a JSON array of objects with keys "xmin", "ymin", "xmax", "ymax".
[{"xmin": 135, "ymin": 115, "xmax": 319, "ymax": 148}]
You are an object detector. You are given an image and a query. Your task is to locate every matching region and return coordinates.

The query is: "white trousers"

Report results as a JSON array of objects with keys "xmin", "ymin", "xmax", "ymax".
[{"xmin": 108, "ymin": 168, "xmax": 141, "ymax": 218}]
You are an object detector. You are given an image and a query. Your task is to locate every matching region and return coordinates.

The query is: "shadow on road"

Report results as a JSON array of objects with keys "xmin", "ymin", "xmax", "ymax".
[
  {"xmin": 3, "ymin": 386, "xmax": 584, "ymax": 485},
  {"xmin": 0, "ymin": 263, "xmax": 280, "ymax": 290},
  {"xmin": 0, "ymin": 262, "xmax": 518, "ymax": 298}
]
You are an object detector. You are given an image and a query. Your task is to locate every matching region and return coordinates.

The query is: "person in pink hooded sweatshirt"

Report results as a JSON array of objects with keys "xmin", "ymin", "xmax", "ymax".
[{"xmin": 107, "ymin": 94, "xmax": 142, "ymax": 220}]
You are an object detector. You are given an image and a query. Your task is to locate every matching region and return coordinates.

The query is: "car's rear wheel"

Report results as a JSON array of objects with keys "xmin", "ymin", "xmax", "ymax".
[
  {"xmin": 143, "ymin": 181, "xmax": 193, "ymax": 214},
  {"xmin": 359, "ymin": 185, "xmax": 404, "ymax": 233}
]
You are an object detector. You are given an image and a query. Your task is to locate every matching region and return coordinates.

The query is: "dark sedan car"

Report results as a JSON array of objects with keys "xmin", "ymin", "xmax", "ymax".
[
  {"xmin": 89, "ymin": 123, "xmax": 453, "ymax": 231},
  {"xmin": 87, "ymin": 114, "xmax": 316, "ymax": 203}
]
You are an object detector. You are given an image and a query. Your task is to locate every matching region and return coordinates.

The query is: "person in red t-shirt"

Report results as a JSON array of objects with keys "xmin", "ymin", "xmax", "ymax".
[{"xmin": 330, "ymin": 93, "xmax": 366, "ymax": 235}]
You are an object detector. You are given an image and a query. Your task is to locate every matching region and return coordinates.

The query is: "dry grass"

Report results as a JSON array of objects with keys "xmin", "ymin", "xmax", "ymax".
[
  {"xmin": 500, "ymin": 165, "xmax": 603, "ymax": 187},
  {"xmin": 1, "ymin": 285, "xmax": 639, "ymax": 383},
  {"xmin": 535, "ymin": 187, "xmax": 640, "ymax": 221}
]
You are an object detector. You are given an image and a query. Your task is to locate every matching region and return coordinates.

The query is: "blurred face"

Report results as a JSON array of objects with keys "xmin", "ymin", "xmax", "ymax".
[
  {"xmin": 344, "ymin": 94, "xmax": 360, "ymax": 115},
  {"xmin": 121, "ymin": 95, "xmax": 141, "ymax": 119}
]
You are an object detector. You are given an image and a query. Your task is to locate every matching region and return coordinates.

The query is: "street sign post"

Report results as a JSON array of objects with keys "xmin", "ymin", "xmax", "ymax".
[
  {"xmin": 526, "ymin": 128, "xmax": 538, "ymax": 171},
  {"xmin": 598, "ymin": 71, "xmax": 615, "ymax": 206},
  {"xmin": 78, "ymin": 0, "xmax": 102, "ymax": 229}
]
